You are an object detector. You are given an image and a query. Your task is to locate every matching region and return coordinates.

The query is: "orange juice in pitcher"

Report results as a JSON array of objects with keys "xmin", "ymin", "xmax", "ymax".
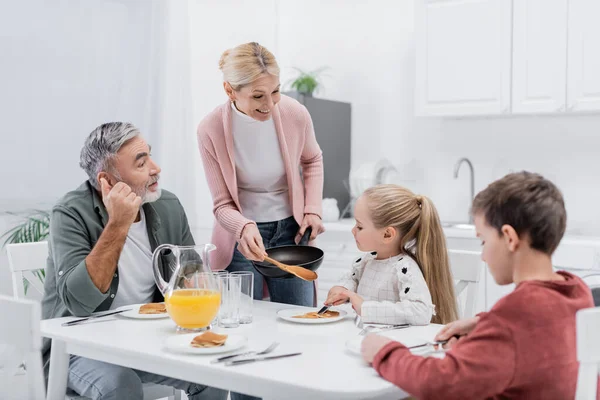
[
  {"xmin": 165, "ymin": 289, "xmax": 221, "ymax": 329},
  {"xmin": 152, "ymin": 244, "xmax": 220, "ymax": 332}
]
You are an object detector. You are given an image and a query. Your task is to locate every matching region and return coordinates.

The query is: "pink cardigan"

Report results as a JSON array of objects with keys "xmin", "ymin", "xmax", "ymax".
[{"xmin": 197, "ymin": 95, "xmax": 324, "ymax": 270}]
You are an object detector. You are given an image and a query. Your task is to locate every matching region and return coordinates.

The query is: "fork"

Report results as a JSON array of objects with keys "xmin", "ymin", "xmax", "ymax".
[
  {"xmin": 210, "ymin": 342, "xmax": 279, "ymax": 364},
  {"xmin": 408, "ymin": 339, "xmax": 449, "ymax": 351},
  {"xmin": 358, "ymin": 323, "xmax": 409, "ymax": 336}
]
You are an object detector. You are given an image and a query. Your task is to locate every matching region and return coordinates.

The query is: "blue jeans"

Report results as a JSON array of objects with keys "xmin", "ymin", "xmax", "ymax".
[
  {"xmin": 68, "ymin": 355, "xmax": 227, "ymax": 400},
  {"xmin": 227, "ymin": 216, "xmax": 315, "ymax": 400},
  {"xmin": 227, "ymin": 216, "xmax": 315, "ymax": 307}
]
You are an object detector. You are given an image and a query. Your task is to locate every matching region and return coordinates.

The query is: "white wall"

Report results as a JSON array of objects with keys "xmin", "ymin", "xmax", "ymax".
[
  {"xmin": 187, "ymin": 0, "xmax": 278, "ymax": 229},
  {"xmin": 0, "ymin": 0, "xmax": 162, "ymax": 212},
  {"xmin": 0, "ymin": 0, "xmax": 161, "ymax": 295},
  {"xmin": 276, "ymin": 0, "xmax": 600, "ymax": 236}
]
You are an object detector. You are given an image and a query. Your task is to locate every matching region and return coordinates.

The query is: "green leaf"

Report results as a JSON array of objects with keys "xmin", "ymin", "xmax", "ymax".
[{"xmin": 286, "ymin": 66, "xmax": 330, "ymax": 95}]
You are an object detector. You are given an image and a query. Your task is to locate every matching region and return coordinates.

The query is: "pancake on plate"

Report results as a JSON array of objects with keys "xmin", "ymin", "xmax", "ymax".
[
  {"xmin": 138, "ymin": 303, "xmax": 167, "ymax": 314},
  {"xmin": 292, "ymin": 310, "xmax": 340, "ymax": 319},
  {"xmin": 190, "ymin": 331, "xmax": 228, "ymax": 348}
]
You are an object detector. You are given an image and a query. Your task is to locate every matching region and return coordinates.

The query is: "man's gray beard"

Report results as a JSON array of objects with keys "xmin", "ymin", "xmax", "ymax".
[
  {"xmin": 110, "ymin": 171, "xmax": 161, "ymax": 204},
  {"xmin": 142, "ymin": 188, "xmax": 162, "ymax": 204}
]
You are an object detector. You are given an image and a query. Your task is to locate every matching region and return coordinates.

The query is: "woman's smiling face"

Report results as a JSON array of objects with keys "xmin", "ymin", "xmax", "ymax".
[{"xmin": 229, "ymin": 73, "xmax": 281, "ymax": 122}]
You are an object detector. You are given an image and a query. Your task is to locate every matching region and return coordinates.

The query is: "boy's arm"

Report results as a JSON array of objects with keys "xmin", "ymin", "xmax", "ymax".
[{"xmin": 373, "ymin": 313, "xmax": 515, "ymax": 400}]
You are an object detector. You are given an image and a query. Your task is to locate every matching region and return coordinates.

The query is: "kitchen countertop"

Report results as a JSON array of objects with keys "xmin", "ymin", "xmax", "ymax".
[
  {"xmin": 324, "ymin": 218, "xmax": 600, "ymax": 243},
  {"xmin": 323, "ymin": 218, "xmax": 478, "ymax": 239}
]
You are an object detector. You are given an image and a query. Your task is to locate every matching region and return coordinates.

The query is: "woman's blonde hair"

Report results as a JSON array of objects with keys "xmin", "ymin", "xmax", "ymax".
[
  {"xmin": 363, "ymin": 184, "xmax": 458, "ymax": 324},
  {"xmin": 219, "ymin": 42, "xmax": 280, "ymax": 90}
]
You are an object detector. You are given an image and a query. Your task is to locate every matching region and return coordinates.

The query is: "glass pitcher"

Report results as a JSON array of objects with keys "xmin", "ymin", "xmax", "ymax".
[{"xmin": 152, "ymin": 244, "xmax": 220, "ymax": 332}]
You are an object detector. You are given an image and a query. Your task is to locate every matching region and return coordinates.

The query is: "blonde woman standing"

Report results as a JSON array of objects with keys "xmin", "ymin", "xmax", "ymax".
[{"xmin": 197, "ymin": 42, "xmax": 325, "ymax": 311}]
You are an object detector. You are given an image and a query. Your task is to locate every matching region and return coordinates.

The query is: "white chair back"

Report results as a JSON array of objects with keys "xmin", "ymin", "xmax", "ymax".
[
  {"xmin": 448, "ymin": 249, "xmax": 483, "ymax": 319},
  {"xmin": 0, "ymin": 295, "xmax": 46, "ymax": 400},
  {"xmin": 580, "ymin": 273, "xmax": 600, "ymax": 307},
  {"xmin": 7, "ymin": 242, "xmax": 49, "ymax": 299},
  {"xmin": 576, "ymin": 306, "xmax": 600, "ymax": 400}
]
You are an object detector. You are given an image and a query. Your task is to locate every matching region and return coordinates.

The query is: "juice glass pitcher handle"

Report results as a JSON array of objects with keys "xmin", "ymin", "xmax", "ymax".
[
  {"xmin": 152, "ymin": 244, "xmax": 178, "ymax": 295},
  {"xmin": 201, "ymin": 244, "xmax": 217, "ymax": 272}
]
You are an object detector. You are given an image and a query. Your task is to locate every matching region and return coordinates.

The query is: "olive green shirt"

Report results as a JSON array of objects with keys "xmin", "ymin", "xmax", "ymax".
[{"xmin": 41, "ymin": 181, "xmax": 195, "ymax": 360}]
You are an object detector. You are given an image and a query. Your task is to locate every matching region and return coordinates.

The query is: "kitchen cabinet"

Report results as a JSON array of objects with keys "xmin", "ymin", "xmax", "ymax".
[
  {"xmin": 415, "ymin": 0, "xmax": 512, "ymax": 116},
  {"xmin": 416, "ymin": 0, "xmax": 600, "ymax": 116},
  {"xmin": 512, "ymin": 0, "xmax": 568, "ymax": 114},
  {"xmin": 567, "ymin": 0, "xmax": 600, "ymax": 112}
]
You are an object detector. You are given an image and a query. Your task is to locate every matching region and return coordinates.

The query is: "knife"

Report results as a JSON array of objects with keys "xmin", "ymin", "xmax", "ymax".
[
  {"xmin": 210, "ymin": 350, "xmax": 257, "ymax": 364},
  {"xmin": 225, "ymin": 352, "xmax": 302, "ymax": 366},
  {"xmin": 316, "ymin": 305, "xmax": 330, "ymax": 315},
  {"xmin": 61, "ymin": 309, "xmax": 132, "ymax": 326}
]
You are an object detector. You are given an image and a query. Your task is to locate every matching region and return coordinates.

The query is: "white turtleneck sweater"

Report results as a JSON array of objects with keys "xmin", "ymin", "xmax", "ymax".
[{"xmin": 231, "ymin": 102, "xmax": 293, "ymax": 223}]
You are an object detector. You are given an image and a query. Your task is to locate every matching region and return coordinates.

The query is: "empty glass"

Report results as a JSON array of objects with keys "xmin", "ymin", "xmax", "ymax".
[
  {"xmin": 211, "ymin": 271, "xmax": 229, "ymax": 325},
  {"xmin": 218, "ymin": 275, "xmax": 241, "ymax": 328},
  {"xmin": 230, "ymin": 271, "xmax": 254, "ymax": 324}
]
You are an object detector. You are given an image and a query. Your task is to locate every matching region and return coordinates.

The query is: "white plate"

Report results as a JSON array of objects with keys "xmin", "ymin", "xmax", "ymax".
[
  {"xmin": 116, "ymin": 304, "xmax": 170, "ymax": 320},
  {"xmin": 164, "ymin": 333, "xmax": 247, "ymax": 355},
  {"xmin": 276, "ymin": 308, "xmax": 347, "ymax": 324},
  {"xmin": 345, "ymin": 336, "xmax": 443, "ymax": 357}
]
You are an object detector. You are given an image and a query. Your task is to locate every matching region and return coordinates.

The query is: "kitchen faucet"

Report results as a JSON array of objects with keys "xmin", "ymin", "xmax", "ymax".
[{"xmin": 453, "ymin": 157, "xmax": 474, "ymax": 224}]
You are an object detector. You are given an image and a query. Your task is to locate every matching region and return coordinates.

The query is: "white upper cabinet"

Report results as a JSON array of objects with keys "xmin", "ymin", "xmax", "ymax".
[
  {"xmin": 415, "ymin": 0, "xmax": 512, "ymax": 116},
  {"xmin": 567, "ymin": 0, "xmax": 600, "ymax": 112},
  {"xmin": 512, "ymin": 0, "xmax": 568, "ymax": 114},
  {"xmin": 416, "ymin": 0, "xmax": 600, "ymax": 116}
]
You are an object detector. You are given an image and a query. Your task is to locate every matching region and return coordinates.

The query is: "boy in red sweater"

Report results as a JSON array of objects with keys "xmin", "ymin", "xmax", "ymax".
[{"xmin": 361, "ymin": 171, "xmax": 595, "ymax": 399}]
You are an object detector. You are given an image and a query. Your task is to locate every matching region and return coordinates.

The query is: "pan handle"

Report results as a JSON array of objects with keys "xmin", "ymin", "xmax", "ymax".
[{"xmin": 298, "ymin": 227, "xmax": 313, "ymax": 246}]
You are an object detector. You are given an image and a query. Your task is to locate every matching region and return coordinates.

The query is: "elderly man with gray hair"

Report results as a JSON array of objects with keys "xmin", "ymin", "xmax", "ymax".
[{"xmin": 41, "ymin": 122, "xmax": 227, "ymax": 400}]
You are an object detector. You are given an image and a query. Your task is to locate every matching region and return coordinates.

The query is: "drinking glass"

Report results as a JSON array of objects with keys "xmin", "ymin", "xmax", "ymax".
[{"xmin": 230, "ymin": 271, "xmax": 254, "ymax": 324}]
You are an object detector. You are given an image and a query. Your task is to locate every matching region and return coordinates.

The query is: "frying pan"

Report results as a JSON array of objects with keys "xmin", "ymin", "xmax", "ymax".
[{"xmin": 252, "ymin": 228, "xmax": 324, "ymax": 279}]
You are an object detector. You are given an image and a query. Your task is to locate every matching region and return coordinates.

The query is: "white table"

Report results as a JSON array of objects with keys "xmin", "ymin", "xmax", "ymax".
[{"xmin": 41, "ymin": 301, "xmax": 443, "ymax": 400}]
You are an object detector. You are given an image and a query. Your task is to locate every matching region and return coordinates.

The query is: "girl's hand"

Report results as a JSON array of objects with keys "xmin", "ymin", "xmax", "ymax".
[
  {"xmin": 434, "ymin": 316, "xmax": 479, "ymax": 349},
  {"xmin": 347, "ymin": 292, "xmax": 364, "ymax": 315},
  {"xmin": 325, "ymin": 286, "xmax": 350, "ymax": 306},
  {"xmin": 361, "ymin": 334, "xmax": 394, "ymax": 364},
  {"xmin": 238, "ymin": 223, "xmax": 267, "ymax": 262},
  {"xmin": 295, "ymin": 213, "xmax": 325, "ymax": 244}
]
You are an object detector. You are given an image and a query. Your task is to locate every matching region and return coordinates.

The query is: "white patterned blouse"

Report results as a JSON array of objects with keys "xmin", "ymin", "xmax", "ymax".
[{"xmin": 337, "ymin": 251, "xmax": 435, "ymax": 325}]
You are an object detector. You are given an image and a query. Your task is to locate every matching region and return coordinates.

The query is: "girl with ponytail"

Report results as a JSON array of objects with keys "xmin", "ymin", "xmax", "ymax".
[{"xmin": 325, "ymin": 184, "xmax": 458, "ymax": 325}]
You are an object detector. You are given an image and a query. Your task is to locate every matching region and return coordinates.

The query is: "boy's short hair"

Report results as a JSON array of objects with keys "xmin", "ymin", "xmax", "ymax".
[{"xmin": 471, "ymin": 171, "xmax": 566, "ymax": 255}]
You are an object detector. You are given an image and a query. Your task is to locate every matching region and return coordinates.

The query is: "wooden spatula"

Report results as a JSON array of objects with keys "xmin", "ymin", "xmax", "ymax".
[{"xmin": 263, "ymin": 256, "xmax": 318, "ymax": 281}]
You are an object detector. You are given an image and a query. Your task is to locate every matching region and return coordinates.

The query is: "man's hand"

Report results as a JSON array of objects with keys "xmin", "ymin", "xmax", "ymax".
[
  {"xmin": 434, "ymin": 316, "xmax": 479, "ymax": 350},
  {"xmin": 238, "ymin": 223, "xmax": 267, "ymax": 262},
  {"xmin": 100, "ymin": 178, "xmax": 142, "ymax": 229},
  {"xmin": 361, "ymin": 334, "xmax": 394, "ymax": 364}
]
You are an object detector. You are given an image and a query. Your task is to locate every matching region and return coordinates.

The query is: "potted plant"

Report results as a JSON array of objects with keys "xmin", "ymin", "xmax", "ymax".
[
  {"xmin": 1, "ymin": 210, "xmax": 50, "ymax": 293},
  {"xmin": 287, "ymin": 66, "xmax": 329, "ymax": 97}
]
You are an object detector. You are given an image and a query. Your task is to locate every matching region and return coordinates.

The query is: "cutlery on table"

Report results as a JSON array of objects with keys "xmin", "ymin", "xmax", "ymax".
[
  {"xmin": 358, "ymin": 323, "xmax": 409, "ymax": 336},
  {"xmin": 211, "ymin": 342, "xmax": 279, "ymax": 364},
  {"xmin": 316, "ymin": 305, "xmax": 330, "ymax": 315},
  {"xmin": 225, "ymin": 352, "xmax": 302, "ymax": 366},
  {"xmin": 61, "ymin": 309, "xmax": 132, "ymax": 327},
  {"xmin": 408, "ymin": 335, "xmax": 460, "ymax": 350}
]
